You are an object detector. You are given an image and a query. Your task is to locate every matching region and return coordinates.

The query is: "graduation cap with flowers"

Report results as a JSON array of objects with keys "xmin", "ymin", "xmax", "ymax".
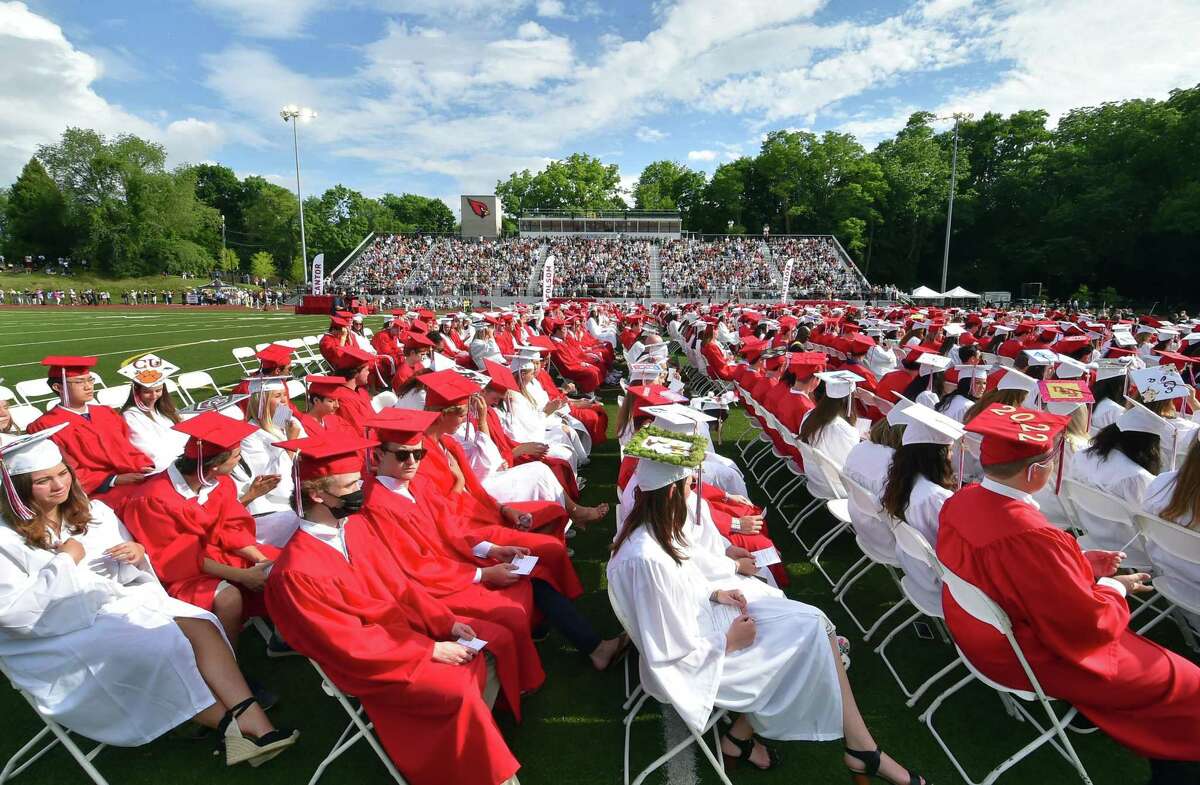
[{"xmin": 624, "ymin": 424, "xmax": 707, "ymax": 492}]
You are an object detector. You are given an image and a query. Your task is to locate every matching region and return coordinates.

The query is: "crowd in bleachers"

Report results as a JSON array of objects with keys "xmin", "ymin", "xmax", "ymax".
[
  {"xmin": 406, "ymin": 238, "xmax": 540, "ymax": 297},
  {"xmin": 542, "ymin": 237, "xmax": 651, "ymax": 298},
  {"xmin": 771, "ymin": 236, "xmax": 868, "ymax": 298},
  {"xmin": 333, "ymin": 234, "xmax": 430, "ymax": 293},
  {"xmin": 659, "ymin": 237, "xmax": 775, "ymax": 297}
]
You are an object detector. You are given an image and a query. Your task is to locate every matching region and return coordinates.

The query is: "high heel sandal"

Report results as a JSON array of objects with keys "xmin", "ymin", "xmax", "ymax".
[
  {"xmin": 844, "ymin": 747, "xmax": 925, "ymax": 785},
  {"xmin": 218, "ymin": 697, "xmax": 299, "ymax": 767},
  {"xmin": 721, "ymin": 732, "xmax": 781, "ymax": 771}
]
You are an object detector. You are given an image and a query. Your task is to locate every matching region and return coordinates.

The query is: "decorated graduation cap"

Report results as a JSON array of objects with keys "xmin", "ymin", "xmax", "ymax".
[
  {"xmin": 1095, "ymin": 357, "xmax": 1134, "ymax": 382},
  {"xmin": 629, "ymin": 362, "xmax": 665, "ymax": 384},
  {"xmin": 1022, "ymin": 349, "xmax": 1059, "ymax": 368},
  {"xmin": 1130, "ymin": 366, "xmax": 1189, "ymax": 403},
  {"xmin": 271, "ymin": 433, "xmax": 377, "ymax": 514},
  {"xmin": 305, "ymin": 375, "xmax": 345, "ymax": 398},
  {"xmin": 418, "ymin": 369, "xmax": 481, "ymax": 410},
  {"xmin": 42, "ymin": 356, "xmax": 97, "ymax": 406},
  {"xmin": 917, "ymin": 352, "xmax": 952, "ymax": 377},
  {"xmin": 366, "ymin": 408, "xmax": 440, "ymax": 446},
  {"xmin": 117, "ymin": 353, "xmax": 180, "ymax": 389},
  {"xmin": 0, "ymin": 424, "xmax": 70, "ymax": 519},
  {"xmin": 1039, "ymin": 378, "xmax": 1094, "ymax": 419},
  {"xmin": 815, "ymin": 370, "xmax": 863, "ymax": 399},
  {"xmin": 172, "ymin": 410, "xmax": 257, "ymax": 487},
  {"xmin": 255, "ymin": 343, "xmax": 294, "ymax": 370},
  {"xmin": 964, "ymin": 404, "xmax": 1068, "ymax": 469},
  {"xmin": 1111, "ymin": 331, "xmax": 1137, "ymax": 348},
  {"xmin": 624, "ymin": 425, "xmax": 707, "ymax": 492},
  {"xmin": 898, "ymin": 402, "xmax": 965, "ymax": 447}
]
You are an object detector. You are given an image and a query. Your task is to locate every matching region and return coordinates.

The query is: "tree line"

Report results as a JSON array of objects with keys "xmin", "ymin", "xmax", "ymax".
[
  {"xmin": 0, "ymin": 128, "xmax": 455, "ymax": 281},
  {"xmin": 496, "ymin": 84, "xmax": 1199, "ymax": 302}
]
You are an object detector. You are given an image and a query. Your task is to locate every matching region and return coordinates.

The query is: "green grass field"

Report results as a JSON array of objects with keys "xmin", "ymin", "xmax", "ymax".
[{"xmin": 0, "ymin": 306, "xmax": 1191, "ymax": 785}]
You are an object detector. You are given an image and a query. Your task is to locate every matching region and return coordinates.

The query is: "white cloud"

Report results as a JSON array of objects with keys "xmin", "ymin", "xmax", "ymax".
[
  {"xmin": 0, "ymin": 2, "xmax": 222, "ymax": 184},
  {"xmin": 687, "ymin": 149, "xmax": 718, "ymax": 161},
  {"xmin": 635, "ymin": 126, "xmax": 667, "ymax": 142},
  {"xmin": 536, "ymin": 0, "xmax": 566, "ymax": 18},
  {"xmin": 192, "ymin": 0, "xmax": 326, "ymax": 38}
]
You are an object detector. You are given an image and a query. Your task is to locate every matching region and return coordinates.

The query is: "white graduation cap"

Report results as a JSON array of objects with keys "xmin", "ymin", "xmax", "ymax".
[
  {"xmin": 917, "ymin": 353, "xmax": 952, "ymax": 377},
  {"xmin": 885, "ymin": 395, "xmax": 915, "ymax": 426},
  {"xmin": 643, "ymin": 342, "xmax": 669, "ymax": 359},
  {"xmin": 0, "ymin": 423, "xmax": 69, "ymax": 520},
  {"xmin": 1054, "ymin": 354, "xmax": 1090, "ymax": 379},
  {"xmin": 641, "ymin": 403, "xmax": 717, "ymax": 436},
  {"xmin": 629, "ymin": 362, "xmax": 665, "ymax": 384},
  {"xmin": 991, "ymin": 324, "xmax": 1015, "ymax": 336},
  {"xmin": 1157, "ymin": 328, "xmax": 1180, "ymax": 343},
  {"xmin": 429, "ymin": 351, "xmax": 458, "ymax": 371},
  {"xmin": 1135, "ymin": 324, "xmax": 1156, "ymax": 336},
  {"xmin": 1130, "ymin": 367, "xmax": 1189, "ymax": 402},
  {"xmin": 998, "ymin": 367, "xmax": 1040, "ymax": 407},
  {"xmin": 117, "ymin": 353, "xmax": 180, "ymax": 388},
  {"xmin": 1022, "ymin": 349, "xmax": 1059, "ymax": 367},
  {"xmin": 942, "ymin": 323, "xmax": 966, "ymax": 336},
  {"xmin": 1117, "ymin": 397, "xmax": 1176, "ymax": 441},
  {"xmin": 1095, "ymin": 357, "xmax": 1133, "ymax": 382},
  {"xmin": 956, "ymin": 364, "xmax": 990, "ymax": 381},
  {"xmin": 1112, "ymin": 332, "xmax": 1137, "ymax": 348},
  {"xmin": 815, "ymin": 370, "xmax": 864, "ymax": 399},
  {"xmin": 626, "ymin": 341, "xmax": 646, "ymax": 364},
  {"xmin": 1182, "ymin": 333, "xmax": 1200, "ymax": 346},
  {"xmin": 898, "ymin": 403, "xmax": 965, "ymax": 446}
]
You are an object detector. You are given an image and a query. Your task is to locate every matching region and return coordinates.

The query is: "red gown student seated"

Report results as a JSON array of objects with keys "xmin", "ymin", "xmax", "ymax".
[
  {"xmin": 318, "ymin": 314, "xmax": 357, "ymax": 368},
  {"xmin": 121, "ymin": 412, "xmax": 280, "ymax": 648},
  {"xmin": 389, "ymin": 332, "xmax": 434, "ymax": 392},
  {"xmin": 546, "ymin": 323, "xmax": 604, "ymax": 394},
  {"xmin": 938, "ymin": 405, "xmax": 1200, "ymax": 781},
  {"xmin": 700, "ymin": 329, "xmax": 737, "ymax": 381},
  {"xmin": 325, "ymin": 344, "xmax": 377, "ymax": 436},
  {"xmin": 483, "ymin": 362, "xmax": 579, "ymax": 501},
  {"xmin": 265, "ymin": 434, "xmax": 522, "ymax": 785},
  {"xmin": 414, "ymin": 372, "xmax": 580, "ymax": 594},
  {"xmin": 294, "ymin": 376, "xmax": 356, "ymax": 438},
  {"xmin": 26, "ymin": 356, "xmax": 154, "ymax": 508},
  {"xmin": 371, "ymin": 318, "xmax": 404, "ymax": 362}
]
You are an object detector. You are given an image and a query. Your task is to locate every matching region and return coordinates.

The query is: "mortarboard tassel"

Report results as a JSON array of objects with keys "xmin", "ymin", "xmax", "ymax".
[{"xmin": 1, "ymin": 463, "xmax": 35, "ymax": 521}]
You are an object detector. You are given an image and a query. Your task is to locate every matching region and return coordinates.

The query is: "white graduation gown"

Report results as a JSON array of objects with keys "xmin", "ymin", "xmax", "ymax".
[
  {"xmin": 0, "ymin": 501, "xmax": 218, "ymax": 746},
  {"xmin": 525, "ymin": 379, "xmax": 592, "ymax": 456},
  {"xmin": 469, "ymin": 338, "xmax": 502, "ymax": 370},
  {"xmin": 799, "ymin": 412, "xmax": 860, "ymax": 499},
  {"xmin": 1090, "ymin": 397, "xmax": 1125, "ymax": 435},
  {"xmin": 503, "ymin": 390, "xmax": 587, "ymax": 466},
  {"xmin": 122, "ymin": 407, "xmax": 189, "ymax": 473},
  {"xmin": 898, "ymin": 477, "xmax": 952, "ymax": 614},
  {"xmin": 842, "ymin": 442, "xmax": 898, "ymax": 558},
  {"xmin": 1141, "ymin": 471, "xmax": 1200, "ymax": 632},
  {"xmin": 453, "ymin": 421, "xmax": 566, "ymax": 506},
  {"xmin": 1067, "ymin": 446, "xmax": 1155, "ymax": 556},
  {"xmin": 607, "ymin": 524, "xmax": 842, "ymax": 740},
  {"xmin": 941, "ymin": 394, "xmax": 974, "ymax": 424}
]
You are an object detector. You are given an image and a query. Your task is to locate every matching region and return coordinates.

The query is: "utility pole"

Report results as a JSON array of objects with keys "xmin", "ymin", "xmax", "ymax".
[
  {"xmin": 280, "ymin": 105, "xmax": 317, "ymax": 288},
  {"xmin": 938, "ymin": 112, "xmax": 971, "ymax": 293}
]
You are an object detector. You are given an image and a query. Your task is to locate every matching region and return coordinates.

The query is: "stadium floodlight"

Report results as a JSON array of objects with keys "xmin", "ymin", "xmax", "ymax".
[
  {"xmin": 936, "ymin": 112, "xmax": 973, "ymax": 294},
  {"xmin": 280, "ymin": 105, "xmax": 318, "ymax": 287}
]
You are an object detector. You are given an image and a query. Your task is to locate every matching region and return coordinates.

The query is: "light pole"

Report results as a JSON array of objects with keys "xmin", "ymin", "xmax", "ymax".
[
  {"xmin": 937, "ymin": 112, "xmax": 971, "ymax": 293},
  {"xmin": 280, "ymin": 105, "xmax": 317, "ymax": 288}
]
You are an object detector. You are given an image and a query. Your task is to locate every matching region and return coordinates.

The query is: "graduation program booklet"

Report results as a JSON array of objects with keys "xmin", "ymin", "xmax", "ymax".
[
  {"xmin": 457, "ymin": 636, "xmax": 488, "ymax": 651},
  {"xmin": 511, "ymin": 554, "xmax": 539, "ymax": 575}
]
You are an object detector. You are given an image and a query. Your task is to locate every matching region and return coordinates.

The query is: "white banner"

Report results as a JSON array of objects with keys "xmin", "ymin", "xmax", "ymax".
[
  {"xmin": 780, "ymin": 257, "xmax": 794, "ymax": 302},
  {"xmin": 541, "ymin": 255, "xmax": 555, "ymax": 302},
  {"xmin": 310, "ymin": 253, "xmax": 325, "ymax": 295}
]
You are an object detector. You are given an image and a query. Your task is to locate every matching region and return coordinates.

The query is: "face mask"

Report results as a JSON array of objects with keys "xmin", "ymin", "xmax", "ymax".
[{"xmin": 334, "ymin": 488, "xmax": 365, "ymax": 515}]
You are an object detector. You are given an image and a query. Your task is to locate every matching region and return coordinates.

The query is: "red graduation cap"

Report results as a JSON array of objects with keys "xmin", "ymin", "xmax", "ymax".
[
  {"xmin": 627, "ymin": 384, "xmax": 674, "ymax": 417},
  {"xmin": 903, "ymin": 346, "xmax": 935, "ymax": 365},
  {"xmin": 787, "ymin": 351, "xmax": 827, "ymax": 380},
  {"xmin": 408, "ymin": 319, "xmax": 430, "ymax": 334},
  {"xmin": 255, "ymin": 343, "xmax": 294, "ymax": 369},
  {"xmin": 964, "ymin": 404, "xmax": 1068, "ymax": 467},
  {"xmin": 416, "ymin": 308, "xmax": 435, "ymax": 321},
  {"xmin": 1154, "ymin": 350, "xmax": 1200, "ymax": 371},
  {"xmin": 484, "ymin": 360, "xmax": 519, "ymax": 393},
  {"xmin": 330, "ymin": 315, "xmax": 351, "ymax": 329},
  {"xmin": 42, "ymin": 356, "xmax": 96, "ymax": 379},
  {"xmin": 272, "ymin": 434, "xmax": 377, "ymax": 482},
  {"xmin": 329, "ymin": 344, "xmax": 374, "ymax": 371},
  {"xmin": 1105, "ymin": 347, "xmax": 1138, "ymax": 359},
  {"xmin": 1054, "ymin": 335, "xmax": 1092, "ymax": 356},
  {"xmin": 365, "ymin": 409, "xmax": 440, "ymax": 446},
  {"xmin": 738, "ymin": 337, "xmax": 768, "ymax": 363},
  {"xmin": 958, "ymin": 332, "xmax": 978, "ymax": 346},
  {"xmin": 526, "ymin": 335, "xmax": 555, "ymax": 351},
  {"xmin": 173, "ymin": 410, "xmax": 258, "ymax": 460},
  {"xmin": 845, "ymin": 334, "xmax": 875, "ymax": 355},
  {"xmin": 417, "ymin": 369, "xmax": 482, "ymax": 409},
  {"xmin": 305, "ymin": 375, "xmax": 346, "ymax": 398},
  {"xmin": 401, "ymin": 331, "xmax": 435, "ymax": 351}
]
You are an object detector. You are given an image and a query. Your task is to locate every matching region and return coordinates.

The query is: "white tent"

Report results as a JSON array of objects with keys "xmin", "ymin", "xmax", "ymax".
[
  {"xmin": 910, "ymin": 285, "xmax": 941, "ymax": 299},
  {"xmin": 942, "ymin": 285, "xmax": 979, "ymax": 298}
]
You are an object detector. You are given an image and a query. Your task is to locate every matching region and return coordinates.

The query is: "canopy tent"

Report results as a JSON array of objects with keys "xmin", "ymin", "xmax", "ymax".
[
  {"xmin": 942, "ymin": 285, "xmax": 979, "ymax": 298},
  {"xmin": 910, "ymin": 285, "xmax": 942, "ymax": 299}
]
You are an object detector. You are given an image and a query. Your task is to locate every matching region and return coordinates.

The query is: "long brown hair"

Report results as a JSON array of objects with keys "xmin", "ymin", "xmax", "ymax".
[
  {"xmin": 882, "ymin": 443, "xmax": 954, "ymax": 519},
  {"xmin": 963, "ymin": 388, "xmax": 1026, "ymax": 424},
  {"xmin": 1160, "ymin": 440, "xmax": 1200, "ymax": 529},
  {"xmin": 611, "ymin": 480, "xmax": 690, "ymax": 564},
  {"xmin": 122, "ymin": 385, "xmax": 181, "ymax": 424},
  {"xmin": 799, "ymin": 381, "xmax": 856, "ymax": 443},
  {"xmin": 0, "ymin": 465, "xmax": 91, "ymax": 549}
]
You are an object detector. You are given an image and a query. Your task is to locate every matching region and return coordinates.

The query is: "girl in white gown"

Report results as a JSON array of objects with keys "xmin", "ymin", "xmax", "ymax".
[
  {"xmin": 232, "ymin": 382, "xmax": 306, "ymax": 548},
  {"xmin": 119, "ymin": 359, "xmax": 189, "ymax": 473},
  {"xmin": 0, "ymin": 427, "xmax": 297, "ymax": 765},
  {"xmin": 607, "ymin": 454, "xmax": 926, "ymax": 782},
  {"xmin": 799, "ymin": 372, "xmax": 864, "ymax": 498},
  {"xmin": 501, "ymin": 356, "xmax": 587, "ymax": 468},
  {"xmin": 1142, "ymin": 441, "xmax": 1200, "ymax": 634}
]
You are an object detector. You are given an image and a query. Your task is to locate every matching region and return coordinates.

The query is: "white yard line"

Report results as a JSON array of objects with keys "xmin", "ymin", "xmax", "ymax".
[
  {"xmin": 663, "ymin": 706, "xmax": 700, "ymax": 785},
  {"xmin": 0, "ymin": 330, "xmax": 305, "ymax": 370}
]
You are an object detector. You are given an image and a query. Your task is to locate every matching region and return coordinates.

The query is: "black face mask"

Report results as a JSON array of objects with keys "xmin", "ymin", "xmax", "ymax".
[{"xmin": 335, "ymin": 488, "xmax": 365, "ymax": 515}]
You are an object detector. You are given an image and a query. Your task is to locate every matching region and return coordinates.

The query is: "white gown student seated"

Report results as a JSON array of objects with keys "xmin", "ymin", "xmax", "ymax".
[
  {"xmin": 118, "ymin": 354, "xmax": 189, "ymax": 473},
  {"xmin": 607, "ymin": 451, "xmax": 926, "ymax": 782},
  {"xmin": 1142, "ymin": 441, "xmax": 1200, "ymax": 635},
  {"xmin": 232, "ymin": 380, "xmax": 306, "ymax": 549},
  {"xmin": 0, "ymin": 426, "xmax": 297, "ymax": 765},
  {"xmin": 798, "ymin": 371, "xmax": 864, "ymax": 498}
]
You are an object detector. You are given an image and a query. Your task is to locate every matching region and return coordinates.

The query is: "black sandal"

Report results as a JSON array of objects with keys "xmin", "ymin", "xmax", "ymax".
[
  {"xmin": 218, "ymin": 697, "xmax": 299, "ymax": 767},
  {"xmin": 844, "ymin": 747, "xmax": 925, "ymax": 785},
  {"xmin": 722, "ymin": 731, "xmax": 781, "ymax": 771}
]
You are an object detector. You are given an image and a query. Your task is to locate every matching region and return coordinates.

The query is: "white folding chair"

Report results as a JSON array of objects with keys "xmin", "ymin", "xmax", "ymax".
[
  {"xmin": 177, "ymin": 371, "xmax": 222, "ymax": 405},
  {"xmin": 798, "ymin": 445, "xmax": 854, "ymax": 583},
  {"xmin": 1059, "ymin": 478, "xmax": 1152, "ymax": 570},
  {"xmin": 87, "ymin": 372, "xmax": 107, "ymax": 390},
  {"xmin": 836, "ymin": 472, "xmax": 909, "ymax": 639},
  {"xmin": 255, "ymin": 343, "xmax": 271, "ymax": 352},
  {"xmin": 0, "ymin": 661, "xmax": 111, "ymax": 785},
  {"xmin": 305, "ymin": 659, "xmax": 406, "ymax": 785},
  {"xmin": 14, "ymin": 379, "xmax": 53, "ymax": 408},
  {"xmin": 371, "ymin": 391, "xmax": 398, "ymax": 411},
  {"xmin": 1132, "ymin": 511, "xmax": 1200, "ymax": 650},
  {"xmin": 789, "ymin": 441, "xmax": 848, "ymax": 555},
  {"xmin": 921, "ymin": 569, "xmax": 1095, "ymax": 785},
  {"xmin": 286, "ymin": 379, "xmax": 307, "ymax": 401},
  {"xmin": 361, "ymin": 327, "xmax": 374, "ymax": 338},
  {"xmin": 607, "ymin": 586, "xmax": 732, "ymax": 785},
  {"xmin": 876, "ymin": 522, "xmax": 965, "ymax": 706},
  {"xmin": 8, "ymin": 405, "xmax": 41, "ymax": 430},
  {"xmin": 232, "ymin": 346, "xmax": 257, "ymax": 374},
  {"xmin": 93, "ymin": 384, "xmax": 130, "ymax": 408}
]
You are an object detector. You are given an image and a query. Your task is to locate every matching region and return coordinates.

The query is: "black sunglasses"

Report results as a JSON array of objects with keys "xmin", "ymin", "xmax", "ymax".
[{"xmin": 380, "ymin": 446, "xmax": 427, "ymax": 462}]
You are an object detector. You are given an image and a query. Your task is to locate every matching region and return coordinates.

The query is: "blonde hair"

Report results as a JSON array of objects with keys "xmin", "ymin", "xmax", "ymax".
[{"xmin": 248, "ymin": 389, "xmax": 286, "ymax": 437}]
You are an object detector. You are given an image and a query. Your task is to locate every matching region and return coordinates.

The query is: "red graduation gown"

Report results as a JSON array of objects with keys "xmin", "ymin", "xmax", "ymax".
[
  {"xmin": 26, "ymin": 404, "xmax": 153, "ymax": 505},
  {"xmin": 265, "ymin": 528, "xmax": 521, "ymax": 785},
  {"xmin": 415, "ymin": 436, "xmax": 582, "ymax": 599},
  {"xmin": 701, "ymin": 341, "xmax": 736, "ymax": 381},
  {"xmin": 121, "ymin": 471, "xmax": 277, "ymax": 614},
  {"xmin": 330, "ymin": 385, "xmax": 375, "ymax": 436},
  {"xmin": 536, "ymin": 369, "xmax": 607, "ymax": 445},
  {"xmin": 938, "ymin": 484, "xmax": 1200, "ymax": 759}
]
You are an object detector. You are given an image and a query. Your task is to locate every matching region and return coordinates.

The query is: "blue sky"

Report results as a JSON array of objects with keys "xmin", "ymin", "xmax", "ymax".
[{"xmin": 3, "ymin": 0, "xmax": 1199, "ymax": 212}]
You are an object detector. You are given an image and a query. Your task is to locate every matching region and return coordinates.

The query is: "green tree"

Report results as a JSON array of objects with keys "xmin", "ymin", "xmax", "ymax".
[
  {"xmin": 379, "ymin": 193, "xmax": 456, "ymax": 233},
  {"xmin": 218, "ymin": 247, "xmax": 241, "ymax": 273},
  {"xmin": 697, "ymin": 158, "xmax": 753, "ymax": 233},
  {"xmin": 495, "ymin": 153, "xmax": 626, "ymax": 215},
  {"xmin": 632, "ymin": 161, "xmax": 706, "ymax": 228},
  {"xmin": 249, "ymin": 251, "xmax": 276, "ymax": 280},
  {"xmin": 241, "ymin": 178, "xmax": 298, "ymax": 273},
  {"xmin": 4, "ymin": 158, "xmax": 72, "ymax": 260}
]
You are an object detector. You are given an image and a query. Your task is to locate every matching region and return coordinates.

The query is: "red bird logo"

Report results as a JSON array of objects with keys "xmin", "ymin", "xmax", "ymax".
[{"xmin": 467, "ymin": 198, "xmax": 490, "ymax": 218}]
